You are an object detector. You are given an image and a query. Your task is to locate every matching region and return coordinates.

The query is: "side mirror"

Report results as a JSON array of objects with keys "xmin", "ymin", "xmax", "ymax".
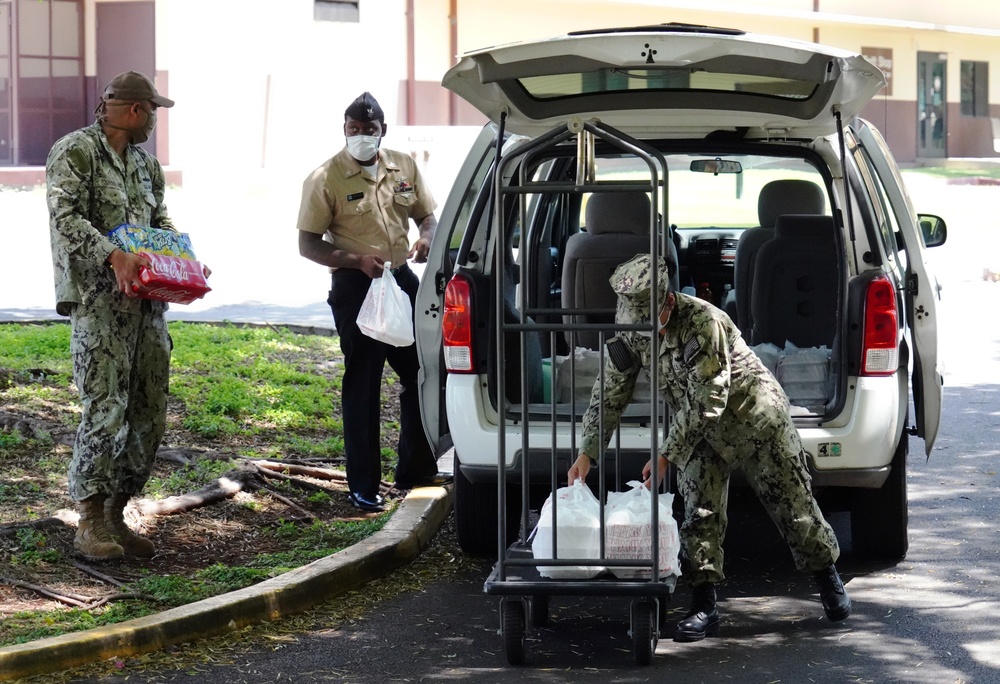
[{"xmin": 917, "ymin": 214, "xmax": 947, "ymax": 248}]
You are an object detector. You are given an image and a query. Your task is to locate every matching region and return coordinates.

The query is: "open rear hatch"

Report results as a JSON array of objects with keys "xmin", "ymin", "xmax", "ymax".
[{"xmin": 443, "ymin": 23, "xmax": 885, "ymax": 140}]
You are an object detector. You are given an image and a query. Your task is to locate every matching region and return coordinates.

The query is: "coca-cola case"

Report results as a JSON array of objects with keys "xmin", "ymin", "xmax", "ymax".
[{"xmin": 132, "ymin": 252, "xmax": 212, "ymax": 305}]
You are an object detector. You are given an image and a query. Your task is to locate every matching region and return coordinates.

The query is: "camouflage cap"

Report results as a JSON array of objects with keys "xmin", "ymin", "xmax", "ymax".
[
  {"xmin": 101, "ymin": 71, "xmax": 174, "ymax": 107},
  {"xmin": 344, "ymin": 91, "xmax": 384, "ymax": 122},
  {"xmin": 611, "ymin": 253, "xmax": 674, "ymax": 323}
]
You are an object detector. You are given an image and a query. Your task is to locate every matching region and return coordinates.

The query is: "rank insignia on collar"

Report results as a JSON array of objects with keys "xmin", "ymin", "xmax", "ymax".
[{"xmin": 393, "ymin": 177, "xmax": 414, "ymax": 194}]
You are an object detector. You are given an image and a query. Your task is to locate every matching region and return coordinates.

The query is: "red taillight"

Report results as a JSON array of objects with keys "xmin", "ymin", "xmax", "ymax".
[
  {"xmin": 861, "ymin": 275, "xmax": 899, "ymax": 376},
  {"xmin": 442, "ymin": 275, "xmax": 475, "ymax": 373}
]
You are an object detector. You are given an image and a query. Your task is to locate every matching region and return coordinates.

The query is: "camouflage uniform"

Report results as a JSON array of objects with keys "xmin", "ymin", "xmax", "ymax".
[
  {"xmin": 46, "ymin": 122, "xmax": 174, "ymax": 501},
  {"xmin": 580, "ymin": 255, "xmax": 839, "ymax": 586}
]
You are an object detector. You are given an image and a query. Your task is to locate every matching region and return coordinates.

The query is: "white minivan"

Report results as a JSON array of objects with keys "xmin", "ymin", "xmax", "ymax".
[{"xmin": 415, "ymin": 23, "xmax": 945, "ymax": 560}]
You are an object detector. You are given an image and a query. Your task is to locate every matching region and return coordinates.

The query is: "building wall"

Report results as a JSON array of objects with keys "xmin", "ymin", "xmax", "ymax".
[
  {"xmin": 410, "ymin": 0, "xmax": 1000, "ymax": 162},
  {"xmin": 5, "ymin": 0, "xmax": 1000, "ymax": 184}
]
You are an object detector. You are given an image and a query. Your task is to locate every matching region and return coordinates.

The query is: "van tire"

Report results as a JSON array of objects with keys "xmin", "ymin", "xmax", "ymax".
[
  {"xmin": 851, "ymin": 433, "xmax": 909, "ymax": 561},
  {"xmin": 454, "ymin": 455, "xmax": 520, "ymax": 556}
]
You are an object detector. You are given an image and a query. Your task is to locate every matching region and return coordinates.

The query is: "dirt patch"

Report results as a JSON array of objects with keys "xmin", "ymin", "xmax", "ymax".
[{"xmin": 0, "ymin": 372, "xmax": 409, "ymax": 643}]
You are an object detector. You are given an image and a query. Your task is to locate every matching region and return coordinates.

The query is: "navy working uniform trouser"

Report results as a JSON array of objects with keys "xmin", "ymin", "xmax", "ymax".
[
  {"xmin": 67, "ymin": 300, "xmax": 171, "ymax": 501},
  {"xmin": 327, "ymin": 263, "xmax": 437, "ymax": 497}
]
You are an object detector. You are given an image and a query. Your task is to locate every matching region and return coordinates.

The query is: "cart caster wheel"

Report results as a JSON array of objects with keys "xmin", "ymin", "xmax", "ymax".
[
  {"xmin": 631, "ymin": 600, "xmax": 657, "ymax": 666},
  {"xmin": 529, "ymin": 595, "xmax": 549, "ymax": 627},
  {"xmin": 501, "ymin": 599, "xmax": 527, "ymax": 665}
]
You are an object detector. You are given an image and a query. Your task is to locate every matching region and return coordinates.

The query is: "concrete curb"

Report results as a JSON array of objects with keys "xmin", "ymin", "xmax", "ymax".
[{"xmin": 0, "ymin": 485, "xmax": 453, "ymax": 682}]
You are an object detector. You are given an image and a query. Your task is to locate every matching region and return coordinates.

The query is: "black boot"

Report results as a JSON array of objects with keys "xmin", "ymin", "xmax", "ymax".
[
  {"xmin": 814, "ymin": 564, "xmax": 851, "ymax": 621},
  {"xmin": 675, "ymin": 583, "xmax": 720, "ymax": 642}
]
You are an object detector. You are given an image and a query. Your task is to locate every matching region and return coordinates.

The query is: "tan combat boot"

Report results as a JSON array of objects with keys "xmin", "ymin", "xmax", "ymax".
[
  {"xmin": 105, "ymin": 493, "xmax": 156, "ymax": 558},
  {"xmin": 74, "ymin": 495, "xmax": 124, "ymax": 561}
]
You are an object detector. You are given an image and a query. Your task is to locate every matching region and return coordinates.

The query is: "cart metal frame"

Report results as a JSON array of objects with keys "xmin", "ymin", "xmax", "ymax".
[{"xmin": 484, "ymin": 115, "xmax": 678, "ymax": 666}]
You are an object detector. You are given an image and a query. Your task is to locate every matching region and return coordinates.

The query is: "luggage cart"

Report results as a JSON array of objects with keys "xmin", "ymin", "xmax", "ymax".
[{"xmin": 484, "ymin": 116, "xmax": 678, "ymax": 666}]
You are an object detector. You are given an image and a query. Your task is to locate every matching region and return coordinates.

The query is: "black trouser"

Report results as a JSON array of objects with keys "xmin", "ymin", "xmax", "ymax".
[{"xmin": 328, "ymin": 264, "xmax": 436, "ymax": 496}]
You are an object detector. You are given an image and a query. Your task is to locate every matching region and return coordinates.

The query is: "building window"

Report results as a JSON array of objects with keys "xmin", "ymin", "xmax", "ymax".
[
  {"xmin": 314, "ymin": 1, "xmax": 359, "ymax": 22},
  {"xmin": 960, "ymin": 61, "xmax": 989, "ymax": 117},
  {"xmin": 11, "ymin": 0, "xmax": 85, "ymax": 166}
]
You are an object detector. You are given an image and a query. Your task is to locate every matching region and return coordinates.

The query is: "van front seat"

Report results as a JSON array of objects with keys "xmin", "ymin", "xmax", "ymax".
[
  {"xmin": 732, "ymin": 179, "xmax": 826, "ymax": 335},
  {"xmin": 561, "ymin": 191, "xmax": 678, "ymax": 350}
]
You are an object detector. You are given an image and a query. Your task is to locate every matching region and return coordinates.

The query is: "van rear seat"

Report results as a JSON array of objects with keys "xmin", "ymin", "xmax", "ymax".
[{"xmin": 750, "ymin": 214, "xmax": 839, "ymax": 349}]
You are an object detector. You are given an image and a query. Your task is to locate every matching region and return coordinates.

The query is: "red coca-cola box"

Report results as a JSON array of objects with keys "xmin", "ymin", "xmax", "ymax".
[{"xmin": 131, "ymin": 252, "xmax": 212, "ymax": 304}]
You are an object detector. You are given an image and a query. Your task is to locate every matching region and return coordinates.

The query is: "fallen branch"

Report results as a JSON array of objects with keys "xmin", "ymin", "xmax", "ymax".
[
  {"xmin": 155, "ymin": 448, "xmax": 194, "ymax": 465},
  {"xmin": 257, "ymin": 485, "xmax": 316, "ymax": 521},
  {"xmin": 251, "ymin": 459, "xmax": 392, "ymax": 490},
  {"xmin": 1, "ymin": 575, "xmax": 93, "ymax": 608},
  {"xmin": 71, "ymin": 560, "xmax": 125, "ymax": 587},
  {"xmin": 252, "ymin": 464, "xmax": 327, "ymax": 493},
  {"xmin": 85, "ymin": 592, "xmax": 158, "ymax": 609},
  {"xmin": 236, "ymin": 455, "xmax": 331, "ymax": 468},
  {"xmin": 135, "ymin": 468, "xmax": 262, "ymax": 516},
  {"xmin": 0, "ymin": 517, "xmax": 69, "ymax": 539},
  {"xmin": 251, "ymin": 459, "xmax": 347, "ymax": 481}
]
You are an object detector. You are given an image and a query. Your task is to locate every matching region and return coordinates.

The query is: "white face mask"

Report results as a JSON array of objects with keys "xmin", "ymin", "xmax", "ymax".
[{"xmin": 346, "ymin": 135, "xmax": 380, "ymax": 163}]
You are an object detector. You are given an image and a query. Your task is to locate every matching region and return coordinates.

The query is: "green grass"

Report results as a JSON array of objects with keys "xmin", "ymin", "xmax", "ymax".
[
  {"xmin": 5, "ymin": 603, "xmax": 159, "ymax": 646},
  {"xmin": 0, "ymin": 321, "xmax": 404, "ymax": 648},
  {"xmin": 167, "ymin": 322, "xmax": 344, "ymax": 440},
  {"xmin": 0, "ymin": 320, "xmax": 349, "ymax": 451},
  {"xmin": 903, "ymin": 166, "xmax": 1000, "ymax": 179}
]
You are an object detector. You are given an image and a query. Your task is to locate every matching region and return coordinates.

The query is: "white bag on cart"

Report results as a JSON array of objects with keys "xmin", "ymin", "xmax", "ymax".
[
  {"xmin": 604, "ymin": 481, "xmax": 682, "ymax": 579},
  {"xmin": 531, "ymin": 480, "xmax": 604, "ymax": 579},
  {"xmin": 357, "ymin": 263, "xmax": 415, "ymax": 347}
]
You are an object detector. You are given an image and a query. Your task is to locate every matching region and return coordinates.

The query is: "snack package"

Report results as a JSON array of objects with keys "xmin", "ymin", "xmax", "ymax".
[
  {"xmin": 108, "ymin": 224, "xmax": 197, "ymax": 259},
  {"xmin": 132, "ymin": 252, "xmax": 211, "ymax": 305}
]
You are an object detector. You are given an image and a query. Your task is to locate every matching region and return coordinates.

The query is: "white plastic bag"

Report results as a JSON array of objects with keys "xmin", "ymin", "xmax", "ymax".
[
  {"xmin": 604, "ymin": 480, "xmax": 681, "ymax": 579},
  {"xmin": 531, "ymin": 480, "xmax": 604, "ymax": 579},
  {"xmin": 777, "ymin": 344, "xmax": 832, "ymax": 407},
  {"xmin": 356, "ymin": 263, "xmax": 415, "ymax": 347}
]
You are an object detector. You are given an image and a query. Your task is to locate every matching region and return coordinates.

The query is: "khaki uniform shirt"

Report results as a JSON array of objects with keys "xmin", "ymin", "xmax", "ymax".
[
  {"xmin": 296, "ymin": 147, "xmax": 436, "ymax": 269},
  {"xmin": 46, "ymin": 123, "xmax": 174, "ymax": 316},
  {"xmin": 580, "ymin": 292, "xmax": 792, "ymax": 471}
]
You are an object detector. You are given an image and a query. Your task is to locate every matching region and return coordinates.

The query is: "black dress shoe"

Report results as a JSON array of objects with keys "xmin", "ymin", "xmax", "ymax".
[
  {"xmin": 675, "ymin": 583, "xmax": 720, "ymax": 642},
  {"xmin": 394, "ymin": 472, "xmax": 453, "ymax": 490},
  {"xmin": 348, "ymin": 491, "xmax": 385, "ymax": 512},
  {"xmin": 814, "ymin": 564, "xmax": 851, "ymax": 621}
]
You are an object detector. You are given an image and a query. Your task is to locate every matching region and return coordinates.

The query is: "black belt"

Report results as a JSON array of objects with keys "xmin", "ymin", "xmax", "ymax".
[{"xmin": 333, "ymin": 262, "xmax": 408, "ymax": 278}]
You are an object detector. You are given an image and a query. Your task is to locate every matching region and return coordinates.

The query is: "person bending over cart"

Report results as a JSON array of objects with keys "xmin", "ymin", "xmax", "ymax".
[{"xmin": 567, "ymin": 253, "xmax": 850, "ymax": 642}]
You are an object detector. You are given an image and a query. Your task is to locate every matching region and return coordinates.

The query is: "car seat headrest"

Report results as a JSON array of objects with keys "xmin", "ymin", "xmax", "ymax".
[
  {"xmin": 586, "ymin": 191, "xmax": 651, "ymax": 236},
  {"xmin": 757, "ymin": 180, "xmax": 825, "ymax": 228}
]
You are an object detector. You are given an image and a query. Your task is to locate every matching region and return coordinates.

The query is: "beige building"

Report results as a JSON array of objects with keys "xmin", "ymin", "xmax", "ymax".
[{"xmin": 1, "ymin": 0, "xmax": 998, "ymax": 187}]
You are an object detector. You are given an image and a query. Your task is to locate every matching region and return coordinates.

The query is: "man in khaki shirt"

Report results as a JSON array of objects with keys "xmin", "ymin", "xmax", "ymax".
[{"xmin": 297, "ymin": 92, "xmax": 450, "ymax": 512}]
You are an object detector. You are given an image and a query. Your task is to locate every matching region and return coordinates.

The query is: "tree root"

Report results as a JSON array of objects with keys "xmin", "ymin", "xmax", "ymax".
[
  {"xmin": 0, "ymin": 517, "xmax": 69, "ymax": 539},
  {"xmin": 135, "ymin": 467, "xmax": 263, "ymax": 516}
]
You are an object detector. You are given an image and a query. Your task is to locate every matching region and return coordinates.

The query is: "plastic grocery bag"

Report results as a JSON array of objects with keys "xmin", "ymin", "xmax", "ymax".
[
  {"xmin": 604, "ymin": 480, "xmax": 681, "ymax": 579},
  {"xmin": 357, "ymin": 263, "xmax": 415, "ymax": 347},
  {"xmin": 530, "ymin": 480, "xmax": 604, "ymax": 579}
]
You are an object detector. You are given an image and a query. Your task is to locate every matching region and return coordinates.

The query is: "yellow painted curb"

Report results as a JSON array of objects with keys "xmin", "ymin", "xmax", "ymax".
[{"xmin": 0, "ymin": 486, "xmax": 452, "ymax": 682}]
